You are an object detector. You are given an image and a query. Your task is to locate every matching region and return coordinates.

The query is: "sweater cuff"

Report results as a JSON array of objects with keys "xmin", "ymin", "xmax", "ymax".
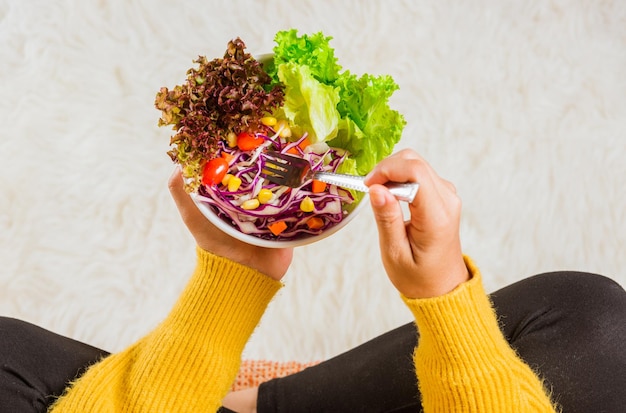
[
  {"xmin": 166, "ymin": 247, "xmax": 283, "ymax": 360},
  {"xmin": 400, "ymin": 258, "xmax": 558, "ymax": 411},
  {"xmin": 400, "ymin": 256, "xmax": 508, "ymax": 359}
]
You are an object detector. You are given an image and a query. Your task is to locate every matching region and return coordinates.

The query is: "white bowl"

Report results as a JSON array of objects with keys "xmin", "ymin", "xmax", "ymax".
[
  {"xmin": 192, "ymin": 193, "xmax": 369, "ymax": 248},
  {"xmin": 190, "ymin": 52, "xmax": 368, "ymax": 248}
]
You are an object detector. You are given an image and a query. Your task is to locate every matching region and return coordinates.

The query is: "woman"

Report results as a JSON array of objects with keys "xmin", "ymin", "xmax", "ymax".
[{"xmin": 1, "ymin": 149, "xmax": 624, "ymax": 412}]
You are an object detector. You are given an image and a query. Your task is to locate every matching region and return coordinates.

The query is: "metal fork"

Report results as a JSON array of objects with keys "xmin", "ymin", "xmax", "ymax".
[{"xmin": 261, "ymin": 151, "xmax": 419, "ymax": 202}]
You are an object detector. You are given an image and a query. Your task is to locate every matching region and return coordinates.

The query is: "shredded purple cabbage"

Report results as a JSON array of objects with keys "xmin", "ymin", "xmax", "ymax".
[{"xmin": 195, "ymin": 127, "xmax": 355, "ymax": 240}]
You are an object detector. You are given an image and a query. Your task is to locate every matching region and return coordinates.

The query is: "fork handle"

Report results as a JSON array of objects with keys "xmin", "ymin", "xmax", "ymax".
[{"xmin": 314, "ymin": 172, "xmax": 419, "ymax": 203}]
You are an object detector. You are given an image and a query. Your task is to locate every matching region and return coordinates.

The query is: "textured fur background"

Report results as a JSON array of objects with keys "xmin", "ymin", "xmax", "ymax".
[{"xmin": 1, "ymin": 0, "xmax": 624, "ymax": 362}]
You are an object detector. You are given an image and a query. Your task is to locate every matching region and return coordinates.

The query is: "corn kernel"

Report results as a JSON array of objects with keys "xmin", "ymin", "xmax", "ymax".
[
  {"xmin": 221, "ymin": 173, "xmax": 233, "ymax": 186},
  {"xmin": 276, "ymin": 120, "xmax": 292, "ymax": 138},
  {"xmin": 258, "ymin": 188, "xmax": 273, "ymax": 204},
  {"xmin": 299, "ymin": 196, "xmax": 315, "ymax": 212},
  {"xmin": 242, "ymin": 199, "xmax": 260, "ymax": 210},
  {"xmin": 228, "ymin": 176, "xmax": 242, "ymax": 192},
  {"xmin": 227, "ymin": 131, "xmax": 237, "ymax": 148},
  {"xmin": 261, "ymin": 116, "xmax": 277, "ymax": 126}
]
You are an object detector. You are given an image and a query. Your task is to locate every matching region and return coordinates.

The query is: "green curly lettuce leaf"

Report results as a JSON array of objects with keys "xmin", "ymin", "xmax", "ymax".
[
  {"xmin": 329, "ymin": 72, "xmax": 406, "ymax": 175},
  {"xmin": 269, "ymin": 29, "xmax": 342, "ymax": 84},
  {"xmin": 270, "ymin": 30, "xmax": 406, "ymax": 176},
  {"xmin": 276, "ymin": 62, "xmax": 340, "ymax": 144}
]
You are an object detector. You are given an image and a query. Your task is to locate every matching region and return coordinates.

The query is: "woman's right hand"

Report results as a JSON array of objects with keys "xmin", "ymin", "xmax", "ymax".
[{"xmin": 364, "ymin": 149, "xmax": 469, "ymax": 299}]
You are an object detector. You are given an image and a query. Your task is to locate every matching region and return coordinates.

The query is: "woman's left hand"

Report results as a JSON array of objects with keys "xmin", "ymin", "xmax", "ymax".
[{"xmin": 168, "ymin": 168, "xmax": 293, "ymax": 281}]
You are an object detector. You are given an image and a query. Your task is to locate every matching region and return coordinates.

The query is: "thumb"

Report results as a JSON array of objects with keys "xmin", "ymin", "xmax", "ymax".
[
  {"xmin": 369, "ymin": 185, "xmax": 408, "ymax": 258},
  {"xmin": 168, "ymin": 168, "xmax": 207, "ymax": 226},
  {"xmin": 168, "ymin": 168, "xmax": 193, "ymax": 209}
]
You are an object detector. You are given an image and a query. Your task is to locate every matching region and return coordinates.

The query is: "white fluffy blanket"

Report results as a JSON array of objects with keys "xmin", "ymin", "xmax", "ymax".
[{"xmin": 1, "ymin": 0, "xmax": 624, "ymax": 362}]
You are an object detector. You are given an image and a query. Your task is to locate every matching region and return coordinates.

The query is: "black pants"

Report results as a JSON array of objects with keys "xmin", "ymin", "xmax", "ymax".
[
  {"xmin": 255, "ymin": 271, "xmax": 626, "ymax": 413},
  {"xmin": 2, "ymin": 272, "xmax": 625, "ymax": 413}
]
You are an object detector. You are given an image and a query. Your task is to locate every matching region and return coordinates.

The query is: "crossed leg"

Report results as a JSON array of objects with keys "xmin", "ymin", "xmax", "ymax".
[{"xmin": 238, "ymin": 272, "xmax": 626, "ymax": 413}]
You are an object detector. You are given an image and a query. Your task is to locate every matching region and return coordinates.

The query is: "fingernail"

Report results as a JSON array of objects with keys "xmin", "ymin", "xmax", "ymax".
[{"xmin": 369, "ymin": 188, "xmax": 386, "ymax": 208}]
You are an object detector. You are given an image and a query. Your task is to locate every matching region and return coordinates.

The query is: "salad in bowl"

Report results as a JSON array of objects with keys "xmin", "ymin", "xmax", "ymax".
[{"xmin": 155, "ymin": 30, "xmax": 406, "ymax": 247}]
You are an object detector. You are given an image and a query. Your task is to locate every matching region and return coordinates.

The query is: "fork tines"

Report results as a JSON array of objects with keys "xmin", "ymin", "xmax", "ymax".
[{"xmin": 261, "ymin": 151, "xmax": 311, "ymax": 187}]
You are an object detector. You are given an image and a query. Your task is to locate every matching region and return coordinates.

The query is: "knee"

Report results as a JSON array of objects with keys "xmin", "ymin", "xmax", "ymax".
[
  {"xmin": 0, "ymin": 317, "xmax": 39, "ymax": 358},
  {"xmin": 0, "ymin": 317, "xmax": 29, "ymax": 372},
  {"xmin": 0, "ymin": 316, "xmax": 24, "ymax": 341},
  {"xmin": 0, "ymin": 317, "xmax": 20, "ymax": 348},
  {"xmin": 544, "ymin": 271, "xmax": 623, "ymax": 298},
  {"xmin": 0, "ymin": 317, "xmax": 49, "ymax": 412},
  {"xmin": 535, "ymin": 271, "xmax": 626, "ymax": 322}
]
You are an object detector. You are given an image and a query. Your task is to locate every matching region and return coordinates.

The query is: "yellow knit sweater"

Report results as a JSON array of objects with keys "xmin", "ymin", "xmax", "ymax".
[
  {"xmin": 50, "ymin": 249, "xmax": 557, "ymax": 412},
  {"xmin": 403, "ymin": 256, "xmax": 558, "ymax": 412},
  {"xmin": 50, "ymin": 248, "xmax": 282, "ymax": 412}
]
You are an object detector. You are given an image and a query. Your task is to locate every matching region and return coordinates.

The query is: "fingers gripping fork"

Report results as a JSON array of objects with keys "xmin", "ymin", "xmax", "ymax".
[{"xmin": 260, "ymin": 151, "xmax": 419, "ymax": 202}]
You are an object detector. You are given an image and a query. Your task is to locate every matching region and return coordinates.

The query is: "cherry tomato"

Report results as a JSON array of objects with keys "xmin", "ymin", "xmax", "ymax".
[
  {"xmin": 237, "ymin": 132, "xmax": 264, "ymax": 151},
  {"xmin": 202, "ymin": 157, "xmax": 229, "ymax": 186}
]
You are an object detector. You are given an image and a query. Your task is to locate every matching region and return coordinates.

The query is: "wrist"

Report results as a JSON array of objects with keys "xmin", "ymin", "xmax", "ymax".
[
  {"xmin": 401, "ymin": 257, "xmax": 470, "ymax": 299},
  {"xmin": 195, "ymin": 243, "xmax": 292, "ymax": 282}
]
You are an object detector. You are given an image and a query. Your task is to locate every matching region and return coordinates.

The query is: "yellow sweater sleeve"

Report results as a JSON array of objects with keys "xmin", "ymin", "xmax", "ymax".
[
  {"xmin": 49, "ymin": 247, "xmax": 282, "ymax": 413},
  {"xmin": 402, "ymin": 256, "xmax": 558, "ymax": 413}
]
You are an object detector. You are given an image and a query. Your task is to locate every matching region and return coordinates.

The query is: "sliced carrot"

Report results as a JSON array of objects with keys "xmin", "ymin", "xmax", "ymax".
[
  {"xmin": 298, "ymin": 137, "xmax": 312, "ymax": 150},
  {"xmin": 312, "ymin": 180, "xmax": 327, "ymax": 193},
  {"xmin": 221, "ymin": 152, "xmax": 235, "ymax": 164},
  {"xmin": 268, "ymin": 221, "xmax": 288, "ymax": 236},
  {"xmin": 306, "ymin": 217, "xmax": 324, "ymax": 230},
  {"xmin": 286, "ymin": 137, "xmax": 312, "ymax": 155}
]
